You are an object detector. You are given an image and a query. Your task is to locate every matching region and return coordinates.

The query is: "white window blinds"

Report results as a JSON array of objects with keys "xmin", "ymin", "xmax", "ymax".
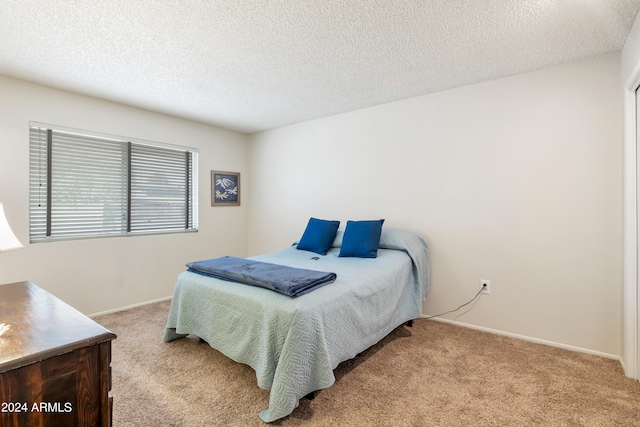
[
  {"xmin": 29, "ymin": 123, "xmax": 198, "ymax": 241},
  {"xmin": 129, "ymin": 144, "xmax": 195, "ymax": 232}
]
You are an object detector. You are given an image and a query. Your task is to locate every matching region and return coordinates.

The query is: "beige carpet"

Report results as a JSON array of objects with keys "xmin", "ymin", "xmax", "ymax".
[{"xmin": 94, "ymin": 300, "xmax": 640, "ymax": 426}]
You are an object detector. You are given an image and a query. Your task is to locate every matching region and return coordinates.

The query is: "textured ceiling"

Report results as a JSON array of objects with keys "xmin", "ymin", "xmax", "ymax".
[{"xmin": 1, "ymin": 1, "xmax": 639, "ymax": 134}]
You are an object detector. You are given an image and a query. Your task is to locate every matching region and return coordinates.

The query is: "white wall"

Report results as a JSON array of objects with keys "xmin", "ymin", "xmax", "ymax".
[
  {"xmin": 0, "ymin": 53, "xmax": 623, "ymax": 356},
  {"xmin": 623, "ymin": 12, "xmax": 640, "ymax": 82},
  {"xmin": 0, "ymin": 75, "xmax": 249, "ymax": 315},
  {"xmin": 248, "ymin": 53, "xmax": 622, "ymax": 357}
]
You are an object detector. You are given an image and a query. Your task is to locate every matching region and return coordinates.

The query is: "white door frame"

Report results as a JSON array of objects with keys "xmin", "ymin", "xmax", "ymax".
[{"xmin": 623, "ymin": 64, "xmax": 640, "ymax": 380}]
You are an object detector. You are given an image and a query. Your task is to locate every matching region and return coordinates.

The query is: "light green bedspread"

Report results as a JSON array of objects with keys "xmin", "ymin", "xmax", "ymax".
[{"xmin": 163, "ymin": 228, "xmax": 429, "ymax": 422}]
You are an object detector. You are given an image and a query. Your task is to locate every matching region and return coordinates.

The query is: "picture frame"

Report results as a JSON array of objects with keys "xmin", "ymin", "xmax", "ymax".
[{"xmin": 211, "ymin": 170, "xmax": 241, "ymax": 206}]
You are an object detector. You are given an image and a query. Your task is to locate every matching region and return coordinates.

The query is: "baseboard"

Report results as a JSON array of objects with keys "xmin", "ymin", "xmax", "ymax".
[
  {"xmin": 89, "ymin": 300, "xmax": 621, "ymax": 362},
  {"xmin": 423, "ymin": 315, "xmax": 622, "ymax": 362},
  {"xmin": 620, "ymin": 357, "xmax": 627, "ymax": 374},
  {"xmin": 89, "ymin": 295, "xmax": 172, "ymax": 318}
]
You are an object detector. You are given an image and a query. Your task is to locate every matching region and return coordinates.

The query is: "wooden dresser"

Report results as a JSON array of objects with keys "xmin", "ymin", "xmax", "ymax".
[{"xmin": 0, "ymin": 281, "xmax": 116, "ymax": 427}]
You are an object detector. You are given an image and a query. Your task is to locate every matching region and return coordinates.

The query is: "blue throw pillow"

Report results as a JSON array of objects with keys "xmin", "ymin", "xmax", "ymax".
[
  {"xmin": 339, "ymin": 219, "xmax": 385, "ymax": 258},
  {"xmin": 297, "ymin": 218, "xmax": 340, "ymax": 255}
]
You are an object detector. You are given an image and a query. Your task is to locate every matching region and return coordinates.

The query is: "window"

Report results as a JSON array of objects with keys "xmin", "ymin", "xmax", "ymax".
[{"xmin": 29, "ymin": 122, "xmax": 198, "ymax": 242}]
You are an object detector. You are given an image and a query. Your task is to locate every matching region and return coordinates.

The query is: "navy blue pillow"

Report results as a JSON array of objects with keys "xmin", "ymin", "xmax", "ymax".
[
  {"xmin": 339, "ymin": 219, "xmax": 385, "ymax": 258},
  {"xmin": 297, "ymin": 218, "xmax": 340, "ymax": 255}
]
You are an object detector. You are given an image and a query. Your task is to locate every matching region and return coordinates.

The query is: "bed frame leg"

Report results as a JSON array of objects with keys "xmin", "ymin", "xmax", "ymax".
[
  {"xmin": 407, "ymin": 319, "xmax": 413, "ymax": 327},
  {"xmin": 305, "ymin": 391, "xmax": 316, "ymax": 400}
]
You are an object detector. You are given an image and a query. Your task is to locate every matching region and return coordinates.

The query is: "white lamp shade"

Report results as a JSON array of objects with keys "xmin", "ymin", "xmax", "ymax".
[{"xmin": 0, "ymin": 203, "xmax": 24, "ymax": 252}]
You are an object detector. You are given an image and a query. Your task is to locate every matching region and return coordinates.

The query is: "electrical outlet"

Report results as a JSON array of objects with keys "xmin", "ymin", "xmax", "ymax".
[{"xmin": 480, "ymin": 279, "xmax": 491, "ymax": 295}]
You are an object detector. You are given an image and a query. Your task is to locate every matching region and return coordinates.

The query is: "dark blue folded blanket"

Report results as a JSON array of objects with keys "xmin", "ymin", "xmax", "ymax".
[{"xmin": 186, "ymin": 256, "xmax": 337, "ymax": 297}]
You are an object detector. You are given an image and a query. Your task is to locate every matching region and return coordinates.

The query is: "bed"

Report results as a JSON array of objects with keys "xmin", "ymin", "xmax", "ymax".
[{"xmin": 163, "ymin": 227, "xmax": 430, "ymax": 422}]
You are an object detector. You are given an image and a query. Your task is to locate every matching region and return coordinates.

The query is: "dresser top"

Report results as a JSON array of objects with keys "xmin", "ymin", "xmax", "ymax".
[{"xmin": 0, "ymin": 281, "xmax": 116, "ymax": 373}]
